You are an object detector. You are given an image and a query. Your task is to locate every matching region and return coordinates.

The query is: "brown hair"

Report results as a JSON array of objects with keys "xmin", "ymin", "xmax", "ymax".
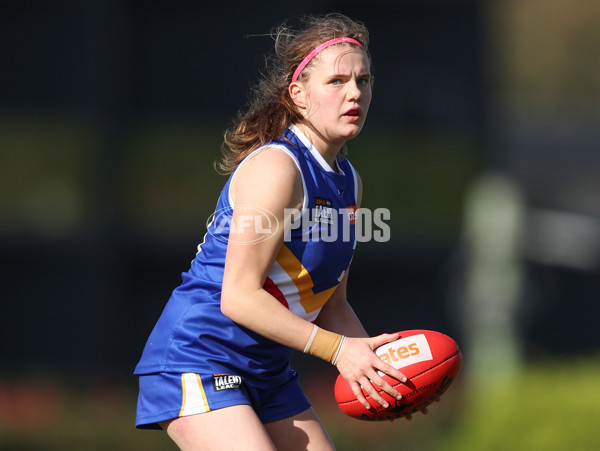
[{"xmin": 216, "ymin": 13, "xmax": 371, "ymax": 174}]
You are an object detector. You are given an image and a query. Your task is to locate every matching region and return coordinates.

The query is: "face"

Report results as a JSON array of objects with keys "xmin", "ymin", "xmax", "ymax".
[{"xmin": 291, "ymin": 44, "xmax": 372, "ymax": 153}]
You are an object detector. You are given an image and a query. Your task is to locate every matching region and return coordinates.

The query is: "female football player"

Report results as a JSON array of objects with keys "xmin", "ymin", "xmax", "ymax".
[{"xmin": 134, "ymin": 13, "xmax": 410, "ymax": 450}]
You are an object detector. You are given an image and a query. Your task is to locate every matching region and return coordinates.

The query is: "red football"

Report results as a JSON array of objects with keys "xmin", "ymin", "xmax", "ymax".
[{"xmin": 334, "ymin": 329, "xmax": 462, "ymax": 421}]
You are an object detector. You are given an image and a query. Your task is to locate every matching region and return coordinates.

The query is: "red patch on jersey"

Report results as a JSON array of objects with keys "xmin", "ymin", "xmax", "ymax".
[{"xmin": 263, "ymin": 277, "xmax": 289, "ymax": 308}]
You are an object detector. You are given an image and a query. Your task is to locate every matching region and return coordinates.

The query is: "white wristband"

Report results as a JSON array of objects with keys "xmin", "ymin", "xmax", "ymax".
[
  {"xmin": 303, "ymin": 324, "xmax": 319, "ymax": 354},
  {"xmin": 332, "ymin": 336, "xmax": 347, "ymax": 366}
]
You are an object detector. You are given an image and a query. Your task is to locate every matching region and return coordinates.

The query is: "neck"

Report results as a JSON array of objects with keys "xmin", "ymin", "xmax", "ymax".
[{"xmin": 294, "ymin": 122, "xmax": 342, "ymax": 170}]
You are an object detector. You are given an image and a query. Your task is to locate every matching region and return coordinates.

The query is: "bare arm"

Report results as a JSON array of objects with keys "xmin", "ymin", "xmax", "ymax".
[{"xmin": 220, "ymin": 147, "xmax": 314, "ymax": 351}]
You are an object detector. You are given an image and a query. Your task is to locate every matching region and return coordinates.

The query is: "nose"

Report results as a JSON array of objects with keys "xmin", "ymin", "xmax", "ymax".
[{"xmin": 346, "ymin": 79, "xmax": 362, "ymax": 101}]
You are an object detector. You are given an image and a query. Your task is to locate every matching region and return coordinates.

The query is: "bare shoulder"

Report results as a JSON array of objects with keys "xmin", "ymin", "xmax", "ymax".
[
  {"xmin": 231, "ymin": 146, "xmax": 303, "ymax": 210},
  {"xmin": 240, "ymin": 146, "xmax": 299, "ymax": 178}
]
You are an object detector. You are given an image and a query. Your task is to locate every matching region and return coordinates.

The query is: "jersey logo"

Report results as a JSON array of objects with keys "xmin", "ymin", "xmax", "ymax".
[
  {"xmin": 314, "ymin": 196, "xmax": 333, "ymax": 207},
  {"xmin": 346, "ymin": 205, "xmax": 357, "ymax": 225},
  {"xmin": 212, "ymin": 374, "xmax": 243, "ymax": 391},
  {"xmin": 314, "ymin": 197, "xmax": 334, "ymax": 225}
]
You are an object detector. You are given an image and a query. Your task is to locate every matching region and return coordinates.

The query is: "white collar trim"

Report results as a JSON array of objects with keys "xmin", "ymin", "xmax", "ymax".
[{"xmin": 289, "ymin": 124, "xmax": 344, "ymax": 174}]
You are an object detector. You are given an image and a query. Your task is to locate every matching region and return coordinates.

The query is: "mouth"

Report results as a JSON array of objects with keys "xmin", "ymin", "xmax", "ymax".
[
  {"xmin": 343, "ymin": 108, "xmax": 362, "ymax": 121},
  {"xmin": 344, "ymin": 108, "xmax": 361, "ymax": 117}
]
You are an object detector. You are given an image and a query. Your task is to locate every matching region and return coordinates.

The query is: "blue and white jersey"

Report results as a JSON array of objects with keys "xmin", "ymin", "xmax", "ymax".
[{"xmin": 134, "ymin": 124, "xmax": 359, "ymax": 387}]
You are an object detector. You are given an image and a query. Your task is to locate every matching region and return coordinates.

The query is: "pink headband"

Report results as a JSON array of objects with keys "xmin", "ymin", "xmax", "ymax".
[{"xmin": 291, "ymin": 37, "xmax": 363, "ymax": 83}]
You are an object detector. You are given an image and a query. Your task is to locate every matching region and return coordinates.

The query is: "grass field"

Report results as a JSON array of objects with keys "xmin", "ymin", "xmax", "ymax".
[{"xmin": 1, "ymin": 356, "xmax": 599, "ymax": 450}]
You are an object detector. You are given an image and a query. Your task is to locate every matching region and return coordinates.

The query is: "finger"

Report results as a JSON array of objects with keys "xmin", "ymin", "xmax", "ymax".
[
  {"xmin": 371, "ymin": 374, "xmax": 403, "ymax": 401},
  {"xmin": 387, "ymin": 368, "xmax": 408, "ymax": 385},
  {"xmin": 361, "ymin": 377, "xmax": 390, "ymax": 408},
  {"xmin": 351, "ymin": 382, "xmax": 371, "ymax": 410},
  {"xmin": 405, "ymin": 413, "xmax": 413, "ymax": 421},
  {"xmin": 375, "ymin": 361, "xmax": 408, "ymax": 385},
  {"xmin": 421, "ymin": 406, "xmax": 429, "ymax": 415},
  {"xmin": 369, "ymin": 332, "xmax": 401, "ymax": 350}
]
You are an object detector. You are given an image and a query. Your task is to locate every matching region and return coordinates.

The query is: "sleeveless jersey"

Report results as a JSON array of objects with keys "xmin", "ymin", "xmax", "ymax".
[{"xmin": 134, "ymin": 124, "xmax": 358, "ymax": 387}]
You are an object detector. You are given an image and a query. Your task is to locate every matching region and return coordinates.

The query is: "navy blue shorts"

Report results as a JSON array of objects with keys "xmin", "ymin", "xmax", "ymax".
[{"xmin": 135, "ymin": 369, "xmax": 311, "ymax": 429}]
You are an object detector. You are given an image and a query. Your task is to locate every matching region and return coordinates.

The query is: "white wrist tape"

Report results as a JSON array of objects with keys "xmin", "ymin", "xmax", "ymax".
[
  {"xmin": 303, "ymin": 324, "xmax": 319, "ymax": 354},
  {"xmin": 332, "ymin": 336, "xmax": 347, "ymax": 366}
]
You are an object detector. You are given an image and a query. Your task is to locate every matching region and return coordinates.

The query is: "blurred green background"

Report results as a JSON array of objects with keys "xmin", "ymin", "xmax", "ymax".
[{"xmin": 1, "ymin": 0, "xmax": 599, "ymax": 450}]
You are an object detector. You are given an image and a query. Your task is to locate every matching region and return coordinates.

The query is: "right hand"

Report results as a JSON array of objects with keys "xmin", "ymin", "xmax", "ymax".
[{"xmin": 334, "ymin": 333, "xmax": 408, "ymax": 411}]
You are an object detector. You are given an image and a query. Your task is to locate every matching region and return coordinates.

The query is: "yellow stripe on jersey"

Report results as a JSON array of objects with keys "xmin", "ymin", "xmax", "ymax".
[
  {"xmin": 179, "ymin": 373, "xmax": 210, "ymax": 417},
  {"xmin": 302, "ymin": 284, "xmax": 337, "ymax": 313},
  {"xmin": 275, "ymin": 244, "xmax": 338, "ymax": 313},
  {"xmin": 276, "ymin": 244, "xmax": 314, "ymax": 297}
]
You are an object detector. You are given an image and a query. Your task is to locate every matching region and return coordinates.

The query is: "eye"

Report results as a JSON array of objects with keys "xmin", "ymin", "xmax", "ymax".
[
  {"xmin": 358, "ymin": 77, "xmax": 371, "ymax": 85},
  {"xmin": 329, "ymin": 78, "xmax": 342, "ymax": 85}
]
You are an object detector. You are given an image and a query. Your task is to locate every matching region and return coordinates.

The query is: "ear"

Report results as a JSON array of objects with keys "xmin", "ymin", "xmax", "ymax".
[{"xmin": 289, "ymin": 82, "xmax": 307, "ymax": 109}]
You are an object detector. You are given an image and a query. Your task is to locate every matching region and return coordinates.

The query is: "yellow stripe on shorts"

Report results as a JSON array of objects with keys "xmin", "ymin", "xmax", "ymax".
[{"xmin": 179, "ymin": 373, "xmax": 210, "ymax": 417}]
